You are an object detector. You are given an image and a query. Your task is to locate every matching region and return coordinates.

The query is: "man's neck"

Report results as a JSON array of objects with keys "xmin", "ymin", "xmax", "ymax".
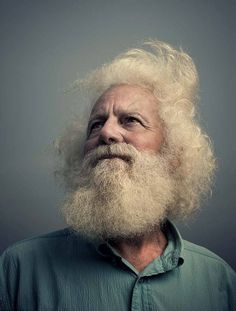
[{"xmin": 109, "ymin": 230, "xmax": 167, "ymax": 272}]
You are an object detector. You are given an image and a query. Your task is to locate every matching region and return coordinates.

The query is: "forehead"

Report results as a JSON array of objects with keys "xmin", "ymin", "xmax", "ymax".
[{"xmin": 90, "ymin": 84, "xmax": 159, "ymax": 116}]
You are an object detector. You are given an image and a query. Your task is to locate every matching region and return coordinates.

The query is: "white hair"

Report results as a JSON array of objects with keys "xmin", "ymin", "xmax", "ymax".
[{"xmin": 57, "ymin": 40, "xmax": 216, "ymax": 220}]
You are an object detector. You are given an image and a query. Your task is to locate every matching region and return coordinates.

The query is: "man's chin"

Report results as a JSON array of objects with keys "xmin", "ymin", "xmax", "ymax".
[{"xmin": 63, "ymin": 144, "xmax": 175, "ymax": 242}]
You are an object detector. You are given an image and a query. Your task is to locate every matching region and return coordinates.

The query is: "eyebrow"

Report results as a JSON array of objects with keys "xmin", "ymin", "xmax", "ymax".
[
  {"xmin": 89, "ymin": 110, "xmax": 149, "ymax": 124},
  {"xmin": 90, "ymin": 101, "xmax": 147, "ymax": 117},
  {"xmin": 89, "ymin": 112, "xmax": 107, "ymax": 120}
]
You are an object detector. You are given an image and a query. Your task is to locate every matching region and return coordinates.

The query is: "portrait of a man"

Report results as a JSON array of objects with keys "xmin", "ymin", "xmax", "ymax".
[
  {"xmin": 0, "ymin": 1, "xmax": 236, "ymax": 311},
  {"xmin": 1, "ymin": 39, "xmax": 235, "ymax": 310}
]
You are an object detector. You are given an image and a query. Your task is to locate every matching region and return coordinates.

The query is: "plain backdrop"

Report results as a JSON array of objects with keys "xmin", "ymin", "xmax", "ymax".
[{"xmin": 0, "ymin": 0, "xmax": 235, "ymax": 270}]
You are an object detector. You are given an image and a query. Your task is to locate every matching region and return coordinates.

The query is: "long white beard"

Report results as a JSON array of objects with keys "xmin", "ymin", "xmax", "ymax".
[{"xmin": 62, "ymin": 143, "xmax": 176, "ymax": 240}]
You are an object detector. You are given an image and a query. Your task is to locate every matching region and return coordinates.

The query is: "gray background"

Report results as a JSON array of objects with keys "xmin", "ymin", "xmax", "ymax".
[{"xmin": 1, "ymin": 0, "xmax": 235, "ymax": 270}]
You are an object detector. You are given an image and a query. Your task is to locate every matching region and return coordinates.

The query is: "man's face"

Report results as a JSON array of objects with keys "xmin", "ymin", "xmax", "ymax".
[
  {"xmin": 84, "ymin": 84, "xmax": 164, "ymax": 156},
  {"xmin": 62, "ymin": 84, "xmax": 175, "ymax": 240}
]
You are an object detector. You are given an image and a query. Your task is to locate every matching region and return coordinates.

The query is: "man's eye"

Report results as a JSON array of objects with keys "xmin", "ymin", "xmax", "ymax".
[
  {"xmin": 123, "ymin": 116, "xmax": 140, "ymax": 125},
  {"xmin": 89, "ymin": 121, "xmax": 103, "ymax": 134}
]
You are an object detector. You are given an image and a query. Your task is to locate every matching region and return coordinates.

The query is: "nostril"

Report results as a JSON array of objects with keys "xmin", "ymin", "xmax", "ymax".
[
  {"xmin": 98, "ymin": 126, "xmax": 122, "ymax": 145},
  {"xmin": 99, "ymin": 139, "xmax": 107, "ymax": 146},
  {"xmin": 99, "ymin": 136, "xmax": 116, "ymax": 146},
  {"xmin": 107, "ymin": 137, "xmax": 116, "ymax": 144}
]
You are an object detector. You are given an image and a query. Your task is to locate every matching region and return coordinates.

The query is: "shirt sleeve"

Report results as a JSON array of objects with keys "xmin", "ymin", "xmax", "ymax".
[
  {"xmin": 0, "ymin": 250, "xmax": 17, "ymax": 311},
  {"xmin": 223, "ymin": 263, "xmax": 236, "ymax": 311}
]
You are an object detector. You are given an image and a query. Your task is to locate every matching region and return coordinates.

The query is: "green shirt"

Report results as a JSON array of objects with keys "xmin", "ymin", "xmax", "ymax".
[{"xmin": 0, "ymin": 221, "xmax": 235, "ymax": 311}]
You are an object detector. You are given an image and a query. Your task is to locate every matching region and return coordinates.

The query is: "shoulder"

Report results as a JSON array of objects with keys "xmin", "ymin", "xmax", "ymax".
[
  {"xmin": 5, "ymin": 228, "xmax": 71, "ymax": 246},
  {"xmin": 183, "ymin": 239, "xmax": 227, "ymax": 263},
  {"xmin": 0, "ymin": 228, "xmax": 92, "ymax": 265},
  {"xmin": 0, "ymin": 230, "xmax": 96, "ymax": 310},
  {"xmin": 182, "ymin": 239, "xmax": 236, "ymax": 282},
  {"xmin": 1, "ymin": 228, "xmax": 70, "ymax": 256},
  {"xmin": 167, "ymin": 220, "xmax": 235, "ymax": 273}
]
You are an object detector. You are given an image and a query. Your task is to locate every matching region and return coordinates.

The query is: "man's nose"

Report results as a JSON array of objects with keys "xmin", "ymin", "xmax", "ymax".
[{"xmin": 98, "ymin": 119, "xmax": 123, "ymax": 145}]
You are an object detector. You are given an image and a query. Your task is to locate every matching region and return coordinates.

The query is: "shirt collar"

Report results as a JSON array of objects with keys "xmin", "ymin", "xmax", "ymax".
[
  {"xmin": 95, "ymin": 219, "xmax": 185, "ymax": 276},
  {"xmin": 160, "ymin": 220, "xmax": 184, "ymax": 268}
]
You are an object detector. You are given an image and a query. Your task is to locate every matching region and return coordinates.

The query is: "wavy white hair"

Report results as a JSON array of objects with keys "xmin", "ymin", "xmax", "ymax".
[{"xmin": 57, "ymin": 40, "xmax": 216, "ymax": 220}]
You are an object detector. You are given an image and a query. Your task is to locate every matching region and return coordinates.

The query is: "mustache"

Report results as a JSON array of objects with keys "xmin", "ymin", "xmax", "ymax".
[{"xmin": 83, "ymin": 143, "xmax": 138, "ymax": 167}]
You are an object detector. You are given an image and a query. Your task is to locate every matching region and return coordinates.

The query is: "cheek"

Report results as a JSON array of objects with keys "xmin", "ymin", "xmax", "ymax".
[
  {"xmin": 126, "ymin": 133, "xmax": 163, "ymax": 153},
  {"xmin": 147, "ymin": 134, "xmax": 163, "ymax": 152}
]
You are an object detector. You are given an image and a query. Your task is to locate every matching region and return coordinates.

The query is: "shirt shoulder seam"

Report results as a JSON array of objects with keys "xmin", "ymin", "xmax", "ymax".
[
  {"xmin": 184, "ymin": 245, "xmax": 226, "ymax": 264},
  {"xmin": 3, "ymin": 228, "xmax": 72, "ymax": 253}
]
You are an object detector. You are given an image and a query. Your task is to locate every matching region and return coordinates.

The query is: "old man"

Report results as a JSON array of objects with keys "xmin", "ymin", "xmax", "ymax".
[{"xmin": 0, "ymin": 40, "xmax": 235, "ymax": 310}]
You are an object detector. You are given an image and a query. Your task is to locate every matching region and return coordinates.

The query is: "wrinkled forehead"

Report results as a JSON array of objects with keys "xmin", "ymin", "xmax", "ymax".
[{"xmin": 89, "ymin": 84, "xmax": 159, "ymax": 117}]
